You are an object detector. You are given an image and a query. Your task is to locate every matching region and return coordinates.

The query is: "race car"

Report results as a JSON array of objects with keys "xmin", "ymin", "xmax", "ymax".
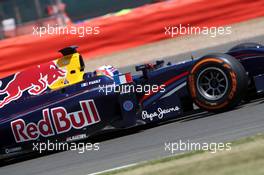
[{"xmin": 1, "ymin": 43, "xmax": 264, "ymax": 159}]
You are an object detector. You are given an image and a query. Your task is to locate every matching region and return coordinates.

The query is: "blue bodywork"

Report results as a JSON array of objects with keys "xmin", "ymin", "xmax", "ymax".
[{"xmin": 1, "ymin": 43, "xmax": 264, "ymax": 158}]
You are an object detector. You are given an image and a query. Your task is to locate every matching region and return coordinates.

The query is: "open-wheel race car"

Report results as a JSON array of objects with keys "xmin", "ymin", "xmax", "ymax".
[{"xmin": 1, "ymin": 43, "xmax": 264, "ymax": 159}]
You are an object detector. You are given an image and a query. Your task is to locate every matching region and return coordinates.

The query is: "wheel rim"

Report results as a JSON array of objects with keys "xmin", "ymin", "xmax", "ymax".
[{"xmin": 196, "ymin": 67, "xmax": 229, "ymax": 101}]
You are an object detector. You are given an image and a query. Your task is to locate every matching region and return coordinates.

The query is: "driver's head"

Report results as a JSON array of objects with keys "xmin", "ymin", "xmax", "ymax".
[{"xmin": 95, "ymin": 65, "xmax": 119, "ymax": 77}]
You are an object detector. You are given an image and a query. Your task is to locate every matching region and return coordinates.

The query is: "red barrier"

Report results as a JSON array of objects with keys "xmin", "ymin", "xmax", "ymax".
[{"xmin": 0, "ymin": 0, "xmax": 264, "ymax": 78}]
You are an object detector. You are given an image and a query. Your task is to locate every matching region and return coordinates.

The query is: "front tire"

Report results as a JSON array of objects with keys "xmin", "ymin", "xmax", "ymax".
[{"xmin": 188, "ymin": 53, "xmax": 248, "ymax": 112}]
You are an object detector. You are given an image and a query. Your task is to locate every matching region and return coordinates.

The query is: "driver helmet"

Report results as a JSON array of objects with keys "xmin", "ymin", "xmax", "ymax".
[{"xmin": 95, "ymin": 65, "xmax": 119, "ymax": 77}]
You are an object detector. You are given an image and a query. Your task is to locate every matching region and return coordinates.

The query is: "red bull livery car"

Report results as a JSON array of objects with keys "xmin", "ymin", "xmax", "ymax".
[{"xmin": 1, "ymin": 43, "xmax": 264, "ymax": 159}]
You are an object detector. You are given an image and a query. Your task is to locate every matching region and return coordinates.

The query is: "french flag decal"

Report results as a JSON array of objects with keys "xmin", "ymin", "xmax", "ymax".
[{"xmin": 113, "ymin": 73, "xmax": 133, "ymax": 85}]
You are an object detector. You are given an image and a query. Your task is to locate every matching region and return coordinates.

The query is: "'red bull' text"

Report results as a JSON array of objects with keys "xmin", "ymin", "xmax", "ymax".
[{"xmin": 11, "ymin": 100, "xmax": 100, "ymax": 143}]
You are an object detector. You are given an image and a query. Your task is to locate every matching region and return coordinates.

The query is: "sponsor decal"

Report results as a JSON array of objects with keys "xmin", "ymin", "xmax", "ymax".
[
  {"xmin": 66, "ymin": 134, "xmax": 88, "ymax": 142},
  {"xmin": 88, "ymin": 79, "xmax": 101, "ymax": 85},
  {"xmin": 123, "ymin": 100, "xmax": 134, "ymax": 111},
  {"xmin": 11, "ymin": 100, "xmax": 100, "ymax": 143},
  {"xmin": 0, "ymin": 61, "xmax": 66, "ymax": 108},
  {"xmin": 81, "ymin": 82, "xmax": 89, "ymax": 87},
  {"xmin": 5, "ymin": 147, "xmax": 22, "ymax": 154},
  {"xmin": 142, "ymin": 106, "xmax": 180, "ymax": 121},
  {"xmin": 81, "ymin": 79, "xmax": 101, "ymax": 87}
]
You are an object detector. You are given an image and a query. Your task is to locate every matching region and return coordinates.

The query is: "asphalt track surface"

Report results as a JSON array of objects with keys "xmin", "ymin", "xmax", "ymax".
[{"xmin": 1, "ymin": 36, "xmax": 264, "ymax": 175}]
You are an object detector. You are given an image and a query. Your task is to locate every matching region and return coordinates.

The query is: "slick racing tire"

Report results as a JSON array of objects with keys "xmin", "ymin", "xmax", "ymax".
[{"xmin": 188, "ymin": 53, "xmax": 248, "ymax": 112}]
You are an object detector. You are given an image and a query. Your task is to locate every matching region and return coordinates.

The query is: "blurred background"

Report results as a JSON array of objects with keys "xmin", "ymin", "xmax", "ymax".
[
  {"xmin": 0, "ymin": 0, "xmax": 159, "ymax": 39},
  {"xmin": 0, "ymin": 0, "xmax": 263, "ymax": 79}
]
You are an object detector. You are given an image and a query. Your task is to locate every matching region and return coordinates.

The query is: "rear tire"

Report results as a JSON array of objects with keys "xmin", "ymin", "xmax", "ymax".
[{"xmin": 188, "ymin": 53, "xmax": 248, "ymax": 112}]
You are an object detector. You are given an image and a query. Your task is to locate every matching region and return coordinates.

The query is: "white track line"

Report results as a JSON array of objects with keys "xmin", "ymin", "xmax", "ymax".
[{"xmin": 88, "ymin": 163, "xmax": 137, "ymax": 175}]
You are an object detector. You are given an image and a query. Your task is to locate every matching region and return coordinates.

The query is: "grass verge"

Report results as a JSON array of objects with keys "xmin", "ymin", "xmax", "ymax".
[{"xmin": 102, "ymin": 133, "xmax": 264, "ymax": 175}]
